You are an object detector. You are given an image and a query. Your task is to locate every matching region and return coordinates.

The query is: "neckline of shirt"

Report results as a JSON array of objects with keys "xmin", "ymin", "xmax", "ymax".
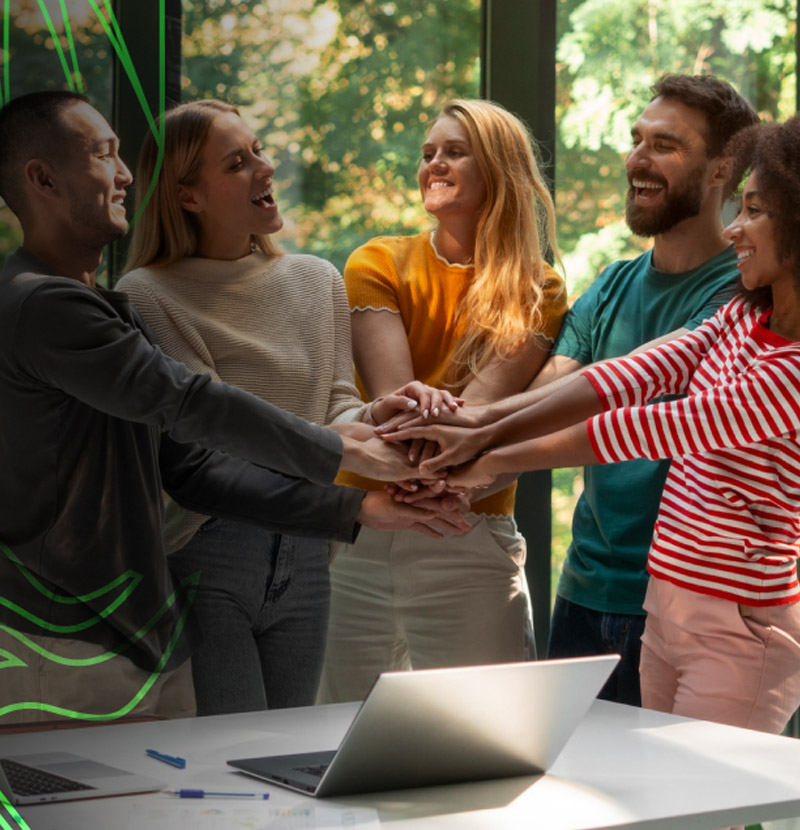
[{"xmin": 428, "ymin": 230, "xmax": 474, "ymax": 270}]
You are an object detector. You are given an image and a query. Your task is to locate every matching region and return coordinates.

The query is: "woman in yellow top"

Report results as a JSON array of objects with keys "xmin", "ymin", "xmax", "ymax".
[{"xmin": 318, "ymin": 99, "xmax": 568, "ymax": 703}]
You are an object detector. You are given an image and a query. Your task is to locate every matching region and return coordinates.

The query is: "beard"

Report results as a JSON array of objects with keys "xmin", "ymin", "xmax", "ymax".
[{"xmin": 625, "ymin": 165, "xmax": 706, "ymax": 237}]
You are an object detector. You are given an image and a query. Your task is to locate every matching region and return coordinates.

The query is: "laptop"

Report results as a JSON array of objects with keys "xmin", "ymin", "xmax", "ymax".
[
  {"xmin": 0, "ymin": 752, "xmax": 166, "ymax": 806},
  {"xmin": 228, "ymin": 654, "xmax": 619, "ymax": 797}
]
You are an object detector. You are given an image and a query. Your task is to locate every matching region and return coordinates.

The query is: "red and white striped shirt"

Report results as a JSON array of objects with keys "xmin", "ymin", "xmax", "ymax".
[{"xmin": 584, "ymin": 296, "xmax": 800, "ymax": 606}]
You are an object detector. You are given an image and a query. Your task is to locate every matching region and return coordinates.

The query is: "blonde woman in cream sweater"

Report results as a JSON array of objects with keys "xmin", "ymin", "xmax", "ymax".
[{"xmin": 118, "ymin": 100, "xmax": 466, "ymax": 715}]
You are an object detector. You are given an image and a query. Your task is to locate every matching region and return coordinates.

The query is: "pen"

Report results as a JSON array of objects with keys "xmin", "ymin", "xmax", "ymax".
[
  {"xmin": 170, "ymin": 789, "xmax": 269, "ymax": 799},
  {"xmin": 146, "ymin": 749, "xmax": 187, "ymax": 769}
]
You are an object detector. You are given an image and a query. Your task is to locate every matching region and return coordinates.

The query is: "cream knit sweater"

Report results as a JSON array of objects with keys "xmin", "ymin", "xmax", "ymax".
[{"xmin": 118, "ymin": 250, "xmax": 366, "ymax": 551}]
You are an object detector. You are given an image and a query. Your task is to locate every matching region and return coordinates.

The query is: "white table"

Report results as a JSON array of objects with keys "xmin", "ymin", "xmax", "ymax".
[{"xmin": 5, "ymin": 699, "xmax": 800, "ymax": 829}]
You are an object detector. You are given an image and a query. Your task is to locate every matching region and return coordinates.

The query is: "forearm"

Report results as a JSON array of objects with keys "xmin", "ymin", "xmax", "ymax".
[
  {"xmin": 161, "ymin": 440, "xmax": 363, "ymax": 543},
  {"xmin": 476, "ymin": 373, "xmax": 604, "ymax": 453},
  {"xmin": 483, "ymin": 422, "xmax": 598, "ymax": 477}
]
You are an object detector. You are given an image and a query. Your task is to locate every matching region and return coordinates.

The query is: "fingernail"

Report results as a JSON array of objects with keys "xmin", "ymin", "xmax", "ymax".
[
  {"xmin": 407, "ymin": 399, "xmax": 418, "ymax": 408},
  {"xmin": 408, "ymin": 452, "xmax": 416, "ymax": 463},
  {"xmin": 433, "ymin": 407, "xmax": 440, "ymax": 417},
  {"xmin": 423, "ymin": 410, "xmax": 429, "ymax": 419}
]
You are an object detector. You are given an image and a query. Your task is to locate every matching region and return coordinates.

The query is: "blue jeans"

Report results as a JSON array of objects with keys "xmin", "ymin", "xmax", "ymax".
[
  {"xmin": 168, "ymin": 518, "xmax": 330, "ymax": 716},
  {"xmin": 547, "ymin": 595, "xmax": 645, "ymax": 707}
]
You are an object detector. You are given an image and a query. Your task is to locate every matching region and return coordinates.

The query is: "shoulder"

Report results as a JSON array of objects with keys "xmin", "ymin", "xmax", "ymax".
[
  {"xmin": 346, "ymin": 233, "xmax": 428, "ymax": 269},
  {"xmin": 115, "ymin": 266, "xmax": 173, "ymax": 312},
  {"xmin": 596, "ymin": 252, "xmax": 650, "ymax": 287},
  {"xmin": 116, "ymin": 265, "xmax": 166, "ymax": 294},
  {"xmin": 540, "ymin": 262, "xmax": 567, "ymax": 298},
  {"xmin": 694, "ymin": 245, "xmax": 738, "ymax": 281},
  {"xmin": 273, "ymin": 252, "xmax": 341, "ymax": 280}
]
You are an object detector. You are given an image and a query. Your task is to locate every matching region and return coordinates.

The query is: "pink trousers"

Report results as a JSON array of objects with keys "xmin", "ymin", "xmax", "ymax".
[{"xmin": 640, "ymin": 577, "xmax": 800, "ymax": 734}]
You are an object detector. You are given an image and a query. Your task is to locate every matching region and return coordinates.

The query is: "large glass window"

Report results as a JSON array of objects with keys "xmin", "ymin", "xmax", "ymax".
[{"xmin": 181, "ymin": 0, "xmax": 480, "ymax": 273}]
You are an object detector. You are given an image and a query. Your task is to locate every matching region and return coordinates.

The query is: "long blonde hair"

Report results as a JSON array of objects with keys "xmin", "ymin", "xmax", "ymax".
[
  {"xmin": 435, "ymin": 99, "xmax": 562, "ymax": 383},
  {"xmin": 124, "ymin": 99, "xmax": 280, "ymax": 271}
]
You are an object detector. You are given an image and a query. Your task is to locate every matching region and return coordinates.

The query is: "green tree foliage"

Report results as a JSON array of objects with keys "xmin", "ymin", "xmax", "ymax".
[
  {"xmin": 182, "ymin": 0, "xmax": 480, "ymax": 271},
  {"xmin": 555, "ymin": 0, "xmax": 796, "ymax": 296}
]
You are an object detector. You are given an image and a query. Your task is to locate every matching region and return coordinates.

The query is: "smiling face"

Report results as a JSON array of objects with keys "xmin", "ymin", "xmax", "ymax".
[
  {"xmin": 624, "ymin": 96, "xmax": 716, "ymax": 237},
  {"xmin": 58, "ymin": 101, "xmax": 132, "ymax": 247},
  {"xmin": 723, "ymin": 171, "xmax": 794, "ymax": 294},
  {"xmin": 180, "ymin": 111, "xmax": 282, "ymax": 259},
  {"xmin": 418, "ymin": 115, "xmax": 487, "ymax": 222}
]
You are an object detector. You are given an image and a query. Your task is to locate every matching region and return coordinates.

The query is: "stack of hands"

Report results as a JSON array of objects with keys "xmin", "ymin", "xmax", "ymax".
[{"xmin": 333, "ymin": 382, "xmax": 499, "ymax": 539}]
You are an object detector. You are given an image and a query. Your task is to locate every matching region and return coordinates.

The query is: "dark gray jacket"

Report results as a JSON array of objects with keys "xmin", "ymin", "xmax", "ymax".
[{"xmin": 0, "ymin": 249, "xmax": 364, "ymax": 670}]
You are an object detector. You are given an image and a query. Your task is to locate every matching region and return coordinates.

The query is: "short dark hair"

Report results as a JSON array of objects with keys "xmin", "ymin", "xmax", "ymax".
[
  {"xmin": 651, "ymin": 74, "xmax": 759, "ymax": 157},
  {"xmin": 0, "ymin": 90, "xmax": 88, "ymax": 215},
  {"xmin": 725, "ymin": 115, "xmax": 800, "ymax": 299}
]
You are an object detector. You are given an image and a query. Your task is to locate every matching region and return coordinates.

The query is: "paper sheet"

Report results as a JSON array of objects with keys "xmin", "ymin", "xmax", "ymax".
[{"xmin": 125, "ymin": 802, "xmax": 381, "ymax": 829}]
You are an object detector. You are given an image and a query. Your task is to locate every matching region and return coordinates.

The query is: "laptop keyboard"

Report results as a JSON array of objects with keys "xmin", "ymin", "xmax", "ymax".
[
  {"xmin": 295, "ymin": 763, "xmax": 329, "ymax": 779},
  {"xmin": 1, "ymin": 759, "xmax": 95, "ymax": 796}
]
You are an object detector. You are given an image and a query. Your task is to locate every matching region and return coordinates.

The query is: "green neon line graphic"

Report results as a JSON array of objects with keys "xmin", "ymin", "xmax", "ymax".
[
  {"xmin": 2, "ymin": 0, "xmax": 9, "ymax": 103},
  {"xmin": 87, "ymin": 0, "xmax": 159, "ymax": 142},
  {"xmin": 0, "ymin": 569, "xmax": 197, "ymax": 666},
  {"xmin": 130, "ymin": 0, "xmax": 166, "ymax": 228},
  {"xmin": 0, "ymin": 574, "xmax": 197, "ymax": 722},
  {"xmin": 0, "ymin": 797, "xmax": 31, "ymax": 830},
  {"xmin": 2, "ymin": 542, "xmax": 142, "ymax": 605},
  {"xmin": 0, "ymin": 585, "xmax": 142, "ymax": 635},
  {"xmin": 0, "ymin": 786, "xmax": 31, "ymax": 830},
  {"xmin": 35, "ymin": 0, "xmax": 75, "ymax": 92},
  {"xmin": 0, "ymin": 647, "xmax": 26, "ymax": 669},
  {"xmin": 58, "ymin": 0, "xmax": 84, "ymax": 94}
]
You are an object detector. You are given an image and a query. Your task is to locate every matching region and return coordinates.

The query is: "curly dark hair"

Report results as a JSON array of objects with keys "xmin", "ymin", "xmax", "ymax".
[
  {"xmin": 651, "ymin": 74, "xmax": 758, "ymax": 157},
  {"xmin": 724, "ymin": 116, "xmax": 800, "ymax": 304}
]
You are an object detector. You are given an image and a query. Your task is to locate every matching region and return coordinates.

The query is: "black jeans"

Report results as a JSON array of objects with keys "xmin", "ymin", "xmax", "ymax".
[
  {"xmin": 169, "ymin": 518, "xmax": 330, "ymax": 716},
  {"xmin": 547, "ymin": 595, "xmax": 645, "ymax": 707}
]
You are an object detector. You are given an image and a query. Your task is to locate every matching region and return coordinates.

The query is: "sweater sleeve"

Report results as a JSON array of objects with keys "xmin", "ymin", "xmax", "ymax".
[
  {"xmin": 324, "ymin": 261, "xmax": 370, "ymax": 424},
  {"xmin": 582, "ymin": 304, "xmax": 730, "ymax": 409},
  {"xmin": 585, "ymin": 305, "xmax": 800, "ymax": 463},
  {"xmin": 116, "ymin": 272, "xmax": 221, "ymax": 381}
]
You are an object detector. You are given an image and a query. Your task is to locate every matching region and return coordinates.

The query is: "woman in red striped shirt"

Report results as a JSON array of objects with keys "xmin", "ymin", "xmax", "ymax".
[{"xmin": 391, "ymin": 115, "xmax": 800, "ymax": 736}]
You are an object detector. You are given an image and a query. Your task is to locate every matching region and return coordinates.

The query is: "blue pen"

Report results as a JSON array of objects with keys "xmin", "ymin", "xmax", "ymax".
[
  {"xmin": 170, "ymin": 789, "xmax": 269, "ymax": 799},
  {"xmin": 146, "ymin": 748, "xmax": 187, "ymax": 769}
]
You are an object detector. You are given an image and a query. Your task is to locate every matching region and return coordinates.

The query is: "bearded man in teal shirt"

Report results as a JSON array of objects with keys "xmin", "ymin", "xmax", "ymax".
[{"xmin": 538, "ymin": 74, "xmax": 757, "ymax": 704}]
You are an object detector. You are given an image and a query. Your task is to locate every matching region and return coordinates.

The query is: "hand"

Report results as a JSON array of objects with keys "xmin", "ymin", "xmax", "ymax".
[
  {"xmin": 381, "ymin": 422, "xmax": 492, "ymax": 477},
  {"xmin": 328, "ymin": 421, "xmax": 376, "ymax": 440},
  {"xmin": 356, "ymin": 491, "xmax": 472, "ymax": 538},
  {"xmin": 446, "ymin": 456, "xmax": 497, "ymax": 490},
  {"xmin": 372, "ymin": 382, "xmax": 465, "ymax": 428},
  {"xmin": 376, "ymin": 401, "xmax": 489, "ymax": 435},
  {"xmin": 340, "ymin": 435, "xmax": 426, "ymax": 482},
  {"xmin": 386, "ymin": 482, "xmax": 473, "ymax": 507}
]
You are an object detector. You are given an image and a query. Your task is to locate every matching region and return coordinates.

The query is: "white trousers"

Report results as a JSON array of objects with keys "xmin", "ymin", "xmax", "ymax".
[{"xmin": 317, "ymin": 513, "xmax": 533, "ymax": 703}]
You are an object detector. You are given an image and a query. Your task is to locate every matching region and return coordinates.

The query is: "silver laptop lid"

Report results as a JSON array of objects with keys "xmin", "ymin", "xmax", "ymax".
[{"xmin": 315, "ymin": 654, "xmax": 620, "ymax": 796}]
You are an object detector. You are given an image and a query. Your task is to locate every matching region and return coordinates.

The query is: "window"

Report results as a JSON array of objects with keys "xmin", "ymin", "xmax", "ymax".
[{"xmin": 181, "ymin": 0, "xmax": 481, "ymax": 273}]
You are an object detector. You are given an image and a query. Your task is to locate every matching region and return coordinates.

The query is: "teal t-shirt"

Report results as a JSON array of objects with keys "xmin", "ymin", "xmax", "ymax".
[{"xmin": 553, "ymin": 246, "xmax": 738, "ymax": 615}]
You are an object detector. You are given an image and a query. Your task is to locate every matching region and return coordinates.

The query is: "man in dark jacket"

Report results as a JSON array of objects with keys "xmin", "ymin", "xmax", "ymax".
[{"xmin": 0, "ymin": 91, "xmax": 466, "ymax": 723}]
